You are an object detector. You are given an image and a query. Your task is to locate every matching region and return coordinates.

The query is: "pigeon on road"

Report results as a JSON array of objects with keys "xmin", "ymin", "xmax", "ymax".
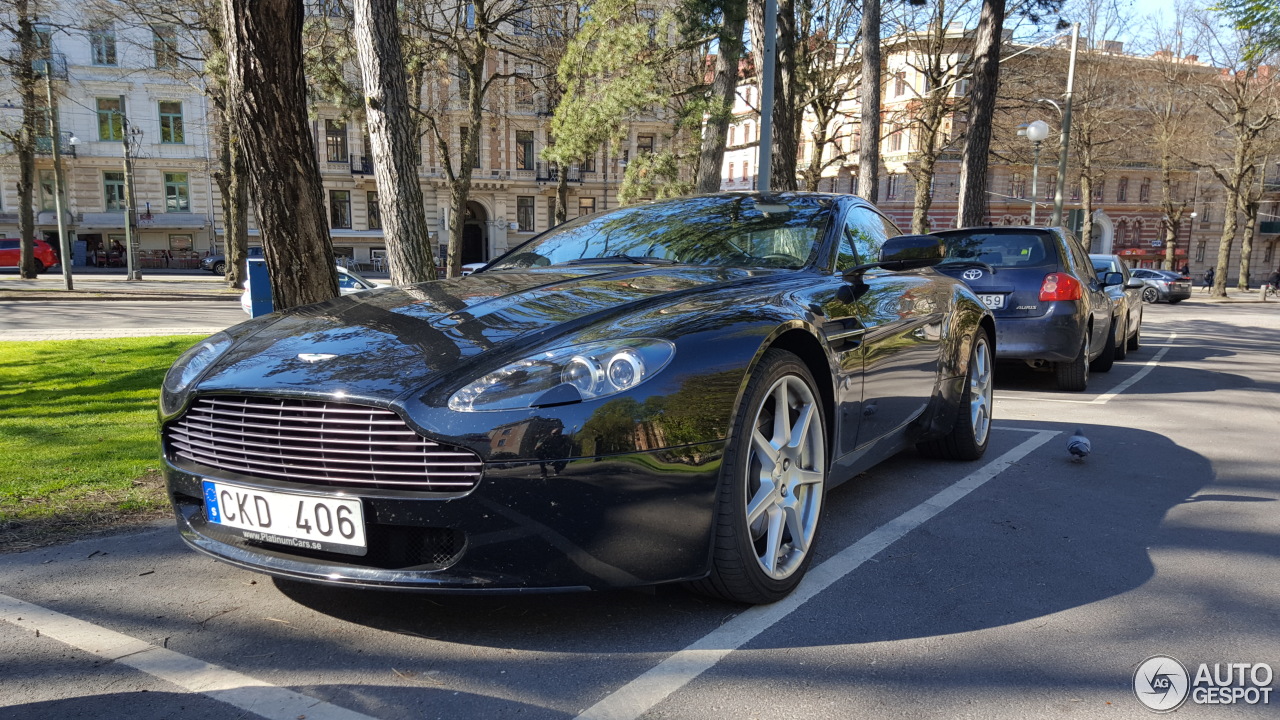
[{"xmin": 1067, "ymin": 427, "xmax": 1091, "ymax": 462}]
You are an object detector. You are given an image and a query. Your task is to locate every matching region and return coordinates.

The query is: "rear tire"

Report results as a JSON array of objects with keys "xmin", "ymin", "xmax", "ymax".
[
  {"xmin": 1091, "ymin": 322, "xmax": 1116, "ymax": 373},
  {"xmin": 688, "ymin": 349, "xmax": 827, "ymax": 605},
  {"xmin": 917, "ymin": 328, "xmax": 992, "ymax": 461},
  {"xmin": 1056, "ymin": 332, "xmax": 1090, "ymax": 392}
]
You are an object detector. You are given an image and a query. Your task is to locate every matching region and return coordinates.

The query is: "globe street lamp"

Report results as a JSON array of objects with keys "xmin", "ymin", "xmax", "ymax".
[{"xmin": 1023, "ymin": 120, "xmax": 1051, "ymax": 225}]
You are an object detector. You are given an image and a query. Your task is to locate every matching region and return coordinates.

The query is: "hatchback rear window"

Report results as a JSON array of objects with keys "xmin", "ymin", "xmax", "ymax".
[
  {"xmin": 0, "ymin": 240, "xmax": 19, "ymax": 250},
  {"xmin": 937, "ymin": 232, "xmax": 1056, "ymax": 269}
]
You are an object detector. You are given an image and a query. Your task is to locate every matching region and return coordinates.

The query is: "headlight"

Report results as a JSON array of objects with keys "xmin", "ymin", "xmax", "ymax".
[
  {"xmin": 160, "ymin": 332, "xmax": 234, "ymax": 416},
  {"xmin": 448, "ymin": 339, "xmax": 675, "ymax": 412}
]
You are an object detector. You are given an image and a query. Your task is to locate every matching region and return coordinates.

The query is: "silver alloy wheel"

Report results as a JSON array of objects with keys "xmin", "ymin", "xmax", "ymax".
[
  {"xmin": 969, "ymin": 335, "xmax": 994, "ymax": 447},
  {"xmin": 745, "ymin": 375, "xmax": 825, "ymax": 580}
]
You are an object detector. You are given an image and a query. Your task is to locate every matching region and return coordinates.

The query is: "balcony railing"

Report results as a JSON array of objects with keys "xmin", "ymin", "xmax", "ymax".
[
  {"xmin": 350, "ymin": 155, "xmax": 373, "ymax": 175},
  {"xmin": 34, "ymin": 135, "xmax": 76, "ymax": 156},
  {"xmin": 535, "ymin": 162, "xmax": 582, "ymax": 183}
]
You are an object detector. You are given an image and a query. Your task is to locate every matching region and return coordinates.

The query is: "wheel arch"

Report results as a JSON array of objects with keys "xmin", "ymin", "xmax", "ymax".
[{"xmin": 734, "ymin": 322, "xmax": 838, "ymax": 459}]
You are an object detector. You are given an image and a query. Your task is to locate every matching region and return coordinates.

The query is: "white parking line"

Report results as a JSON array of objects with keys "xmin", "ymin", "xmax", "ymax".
[
  {"xmin": 574, "ymin": 428, "xmax": 1060, "ymax": 720},
  {"xmin": 995, "ymin": 332, "xmax": 1178, "ymax": 405},
  {"xmin": 0, "ymin": 593, "xmax": 376, "ymax": 720}
]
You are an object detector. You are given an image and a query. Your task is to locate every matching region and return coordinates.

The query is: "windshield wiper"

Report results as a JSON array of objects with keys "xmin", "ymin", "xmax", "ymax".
[
  {"xmin": 559, "ymin": 254, "xmax": 678, "ymax": 266},
  {"xmin": 937, "ymin": 259, "xmax": 997, "ymax": 275}
]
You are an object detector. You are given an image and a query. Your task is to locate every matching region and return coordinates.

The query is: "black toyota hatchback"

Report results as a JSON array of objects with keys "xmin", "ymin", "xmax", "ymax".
[{"xmin": 930, "ymin": 227, "xmax": 1116, "ymax": 392}]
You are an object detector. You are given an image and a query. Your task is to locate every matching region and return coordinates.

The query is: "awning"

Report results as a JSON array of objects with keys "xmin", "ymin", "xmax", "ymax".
[{"xmin": 136, "ymin": 213, "xmax": 209, "ymax": 230}]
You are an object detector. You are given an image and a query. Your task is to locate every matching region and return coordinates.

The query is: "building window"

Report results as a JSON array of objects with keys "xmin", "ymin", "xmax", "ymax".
[
  {"xmin": 97, "ymin": 98, "xmax": 124, "ymax": 141},
  {"xmin": 1010, "ymin": 172, "xmax": 1026, "ymax": 199},
  {"xmin": 728, "ymin": 162, "xmax": 735, "ymax": 182},
  {"xmin": 329, "ymin": 190, "xmax": 352, "ymax": 229},
  {"xmin": 516, "ymin": 130, "xmax": 534, "ymax": 170},
  {"xmin": 886, "ymin": 174, "xmax": 901, "ymax": 199},
  {"xmin": 1139, "ymin": 177, "xmax": 1152, "ymax": 203},
  {"xmin": 517, "ymin": 196, "xmax": 535, "ymax": 232},
  {"xmin": 1117, "ymin": 177, "xmax": 1129, "ymax": 202},
  {"xmin": 153, "ymin": 25, "xmax": 178, "ymax": 69},
  {"xmin": 1092, "ymin": 180, "xmax": 1105, "ymax": 202},
  {"xmin": 728, "ymin": 127, "xmax": 735, "ymax": 146},
  {"xmin": 1071, "ymin": 182, "xmax": 1081, "ymax": 202},
  {"xmin": 511, "ymin": 5, "xmax": 533, "ymax": 34},
  {"xmin": 367, "ymin": 191, "xmax": 381, "ymax": 230},
  {"xmin": 90, "ymin": 24, "xmax": 117, "ymax": 66},
  {"xmin": 325, "ymin": 120, "xmax": 349, "ymax": 163},
  {"xmin": 548, "ymin": 197, "xmax": 559, "ymax": 227},
  {"xmin": 1043, "ymin": 176, "xmax": 1057, "ymax": 201},
  {"xmin": 578, "ymin": 196, "xmax": 596, "ymax": 216},
  {"xmin": 888, "ymin": 128, "xmax": 903, "ymax": 152},
  {"xmin": 894, "ymin": 71, "xmax": 908, "ymax": 97},
  {"xmin": 104, "ymin": 172, "xmax": 126, "ymax": 211},
  {"xmin": 169, "ymin": 234, "xmax": 193, "ymax": 251},
  {"xmin": 745, "ymin": 123, "xmax": 753, "ymax": 143},
  {"xmin": 1200, "ymin": 206, "xmax": 1212, "ymax": 228},
  {"xmin": 743, "ymin": 161, "xmax": 750, "ymax": 181},
  {"xmin": 164, "ymin": 173, "xmax": 189, "ymax": 212},
  {"xmin": 159, "ymin": 101, "xmax": 184, "ymax": 144},
  {"xmin": 1195, "ymin": 241, "xmax": 1206, "ymax": 262},
  {"xmin": 637, "ymin": 134, "xmax": 655, "ymax": 155},
  {"xmin": 39, "ymin": 170, "xmax": 56, "ymax": 211}
]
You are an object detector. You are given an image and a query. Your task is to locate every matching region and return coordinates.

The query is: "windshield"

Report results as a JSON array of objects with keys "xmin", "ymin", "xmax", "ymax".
[
  {"xmin": 488, "ymin": 195, "xmax": 832, "ymax": 271},
  {"xmin": 936, "ymin": 232, "xmax": 1056, "ymax": 269}
]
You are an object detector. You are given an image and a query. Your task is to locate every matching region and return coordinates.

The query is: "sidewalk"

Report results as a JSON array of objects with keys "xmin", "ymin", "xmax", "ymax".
[{"xmin": 0, "ymin": 265, "xmax": 392, "ymax": 302}]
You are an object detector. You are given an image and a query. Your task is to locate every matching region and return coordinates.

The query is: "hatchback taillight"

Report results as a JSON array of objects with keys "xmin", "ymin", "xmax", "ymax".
[{"xmin": 1039, "ymin": 272, "xmax": 1083, "ymax": 301}]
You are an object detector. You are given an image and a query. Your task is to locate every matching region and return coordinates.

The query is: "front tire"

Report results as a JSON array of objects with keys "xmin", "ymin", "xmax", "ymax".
[
  {"xmin": 690, "ymin": 349, "xmax": 826, "ymax": 605},
  {"xmin": 918, "ymin": 328, "xmax": 992, "ymax": 461},
  {"xmin": 1056, "ymin": 331, "xmax": 1090, "ymax": 392},
  {"xmin": 33, "ymin": 259, "xmax": 45, "ymax": 274},
  {"xmin": 212, "ymin": 261, "xmax": 226, "ymax": 275},
  {"xmin": 1142, "ymin": 286, "xmax": 1159, "ymax": 303},
  {"xmin": 1127, "ymin": 320, "xmax": 1142, "ymax": 351},
  {"xmin": 1114, "ymin": 317, "xmax": 1128, "ymax": 361}
]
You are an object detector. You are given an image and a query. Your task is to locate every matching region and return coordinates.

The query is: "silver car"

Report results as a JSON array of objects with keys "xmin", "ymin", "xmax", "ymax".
[
  {"xmin": 1090, "ymin": 254, "xmax": 1146, "ymax": 360},
  {"xmin": 1130, "ymin": 268, "xmax": 1192, "ymax": 303}
]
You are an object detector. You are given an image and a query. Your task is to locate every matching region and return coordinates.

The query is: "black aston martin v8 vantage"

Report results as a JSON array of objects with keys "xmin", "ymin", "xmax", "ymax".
[{"xmin": 159, "ymin": 193, "xmax": 995, "ymax": 604}]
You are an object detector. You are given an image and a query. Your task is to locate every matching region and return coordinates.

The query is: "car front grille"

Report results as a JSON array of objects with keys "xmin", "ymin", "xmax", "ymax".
[{"xmin": 166, "ymin": 395, "xmax": 482, "ymax": 492}]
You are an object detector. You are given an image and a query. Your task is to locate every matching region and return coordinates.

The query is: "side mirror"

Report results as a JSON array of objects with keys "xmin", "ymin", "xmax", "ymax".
[
  {"xmin": 880, "ymin": 234, "xmax": 944, "ymax": 266},
  {"xmin": 1125, "ymin": 277, "xmax": 1145, "ymax": 289},
  {"xmin": 1101, "ymin": 271, "xmax": 1124, "ymax": 287}
]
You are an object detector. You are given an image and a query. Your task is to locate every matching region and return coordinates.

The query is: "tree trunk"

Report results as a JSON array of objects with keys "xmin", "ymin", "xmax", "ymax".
[
  {"xmin": 445, "ymin": 50, "xmax": 485, "ymax": 279},
  {"xmin": 354, "ymin": 0, "xmax": 437, "ymax": 285},
  {"xmin": 1160, "ymin": 147, "xmax": 1181, "ymax": 271},
  {"xmin": 1239, "ymin": 199, "xmax": 1257, "ymax": 291},
  {"xmin": 555, "ymin": 171, "xmax": 568, "ymax": 226},
  {"xmin": 695, "ymin": 0, "xmax": 747, "ymax": 194},
  {"xmin": 1213, "ymin": 200, "xmax": 1238, "ymax": 298},
  {"xmin": 1079, "ymin": 175, "xmax": 1094, "ymax": 251},
  {"xmin": 227, "ymin": 138, "xmax": 250, "ymax": 289},
  {"xmin": 956, "ymin": 0, "xmax": 1005, "ymax": 228},
  {"xmin": 221, "ymin": 0, "xmax": 336, "ymax": 309},
  {"xmin": 857, "ymin": 0, "xmax": 880, "ymax": 203},
  {"xmin": 911, "ymin": 154, "xmax": 937, "ymax": 235},
  {"xmin": 1162, "ymin": 218, "xmax": 1179, "ymax": 271},
  {"xmin": 769, "ymin": 0, "xmax": 798, "ymax": 192},
  {"xmin": 14, "ymin": 0, "xmax": 40, "ymax": 279}
]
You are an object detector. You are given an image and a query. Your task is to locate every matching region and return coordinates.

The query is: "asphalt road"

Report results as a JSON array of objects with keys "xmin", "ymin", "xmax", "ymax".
[{"xmin": 1, "ymin": 300, "xmax": 1278, "ymax": 719}]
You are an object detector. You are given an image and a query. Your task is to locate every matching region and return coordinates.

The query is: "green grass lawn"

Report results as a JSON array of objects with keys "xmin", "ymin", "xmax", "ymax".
[{"xmin": 0, "ymin": 336, "xmax": 199, "ymax": 549}]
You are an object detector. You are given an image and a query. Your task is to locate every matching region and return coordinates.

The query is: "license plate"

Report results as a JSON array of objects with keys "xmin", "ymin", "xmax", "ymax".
[
  {"xmin": 978, "ymin": 294, "xmax": 1005, "ymax": 310},
  {"xmin": 202, "ymin": 480, "xmax": 367, "ymax": 555}
]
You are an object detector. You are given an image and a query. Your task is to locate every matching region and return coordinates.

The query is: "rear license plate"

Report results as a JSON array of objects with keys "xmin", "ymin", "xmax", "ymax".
[
  {"xmin": 202, "ymin": 480, "xmax": 367, "ymax": 555},
  {"xmin": 978, "ymin": 294, "xmax": 1005, "ymax": 310}
]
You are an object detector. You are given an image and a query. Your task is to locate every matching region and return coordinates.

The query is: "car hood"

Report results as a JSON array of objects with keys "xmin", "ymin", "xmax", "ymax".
[{"xmin": 197, "ymin": 266, "xmax": 764, "ymax": 400}]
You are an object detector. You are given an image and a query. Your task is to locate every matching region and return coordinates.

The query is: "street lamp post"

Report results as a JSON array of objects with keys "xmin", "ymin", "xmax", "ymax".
[
  {"xmin": 44, "ymin": 68, "xmax": 75, "ymax": 291},
  {"xmin": 117, "ymin": 96, "xmax": 143, "ymax": 281},
  {"xmin": 1023, "ymin": 120, "xmax": 1050, "ymax": 225}
]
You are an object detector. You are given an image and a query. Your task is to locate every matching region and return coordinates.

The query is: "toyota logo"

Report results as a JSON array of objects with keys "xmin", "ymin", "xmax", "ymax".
[{"xmin": 962, "ymin": 269, "xmax": 984, "ymax": 280}]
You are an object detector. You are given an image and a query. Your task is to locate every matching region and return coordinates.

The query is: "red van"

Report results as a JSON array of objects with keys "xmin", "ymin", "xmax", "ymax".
[{"xmin": 0, "ymin": 238, "xmax": 60, "ymax": 273}]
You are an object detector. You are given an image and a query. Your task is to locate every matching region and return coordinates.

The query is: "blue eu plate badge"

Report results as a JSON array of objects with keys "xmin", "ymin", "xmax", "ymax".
[{"xmin": 203, "ymin": 481, "xmax": 221, "ymax": 522}]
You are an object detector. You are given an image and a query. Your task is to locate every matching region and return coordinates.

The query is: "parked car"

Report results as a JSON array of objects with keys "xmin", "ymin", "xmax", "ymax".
[
  {"xmin": 1090, "ymin": 254, "xmax": 1146, "ymax": 358},
  {"xmin": 202, "ymin": 246, "xmax": 262, "ymax": 275},
  {"xmin": 930, "ymin": 226, "xmax": 1116, "ymax": 392},
  {"xmin": 159, "ymin": 193, "xmax": 995, "ymax": 604},
  {"xmin": 1130, "ymin": 267, "xmax": 1192, "ymax": 304},
  {"xmin": 0, "ymin": 238, "xmax": 59, "ymax": 273},
  {"xmin": 239, "ymin": 265, "xmax": 379, "ymax": 315},
  {"xmin": 460, "ymin": 262, "xmax": 487, "ymax": 276}
]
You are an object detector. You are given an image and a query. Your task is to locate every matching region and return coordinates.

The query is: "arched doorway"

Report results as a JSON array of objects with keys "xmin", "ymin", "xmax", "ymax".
[
  {"xmin": 462, "ymin": 201, "xmax": 488, "ymax": 264},
  {"xmin": 1091, "ymin": 210, "xmax": 1115, "ymax": 254}
]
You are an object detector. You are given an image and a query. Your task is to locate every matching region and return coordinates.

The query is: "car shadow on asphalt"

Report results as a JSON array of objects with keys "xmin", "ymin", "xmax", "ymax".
[{"xmin": 270, "ymin": 420, "xmax": 1220, "ymax": 656}]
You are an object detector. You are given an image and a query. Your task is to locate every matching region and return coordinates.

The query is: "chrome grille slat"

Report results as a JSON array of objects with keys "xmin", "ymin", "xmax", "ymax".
[
  {"xmin": 168, "ymin": 432, "xmax": 481, "ymax": 469},
  {"xmin": 166, "ymin": 396, "xmax": 482, "ymax": 492},
  {"xmin": 171, "ymin": 422, "xmax": 467, "ymax": 455}
]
